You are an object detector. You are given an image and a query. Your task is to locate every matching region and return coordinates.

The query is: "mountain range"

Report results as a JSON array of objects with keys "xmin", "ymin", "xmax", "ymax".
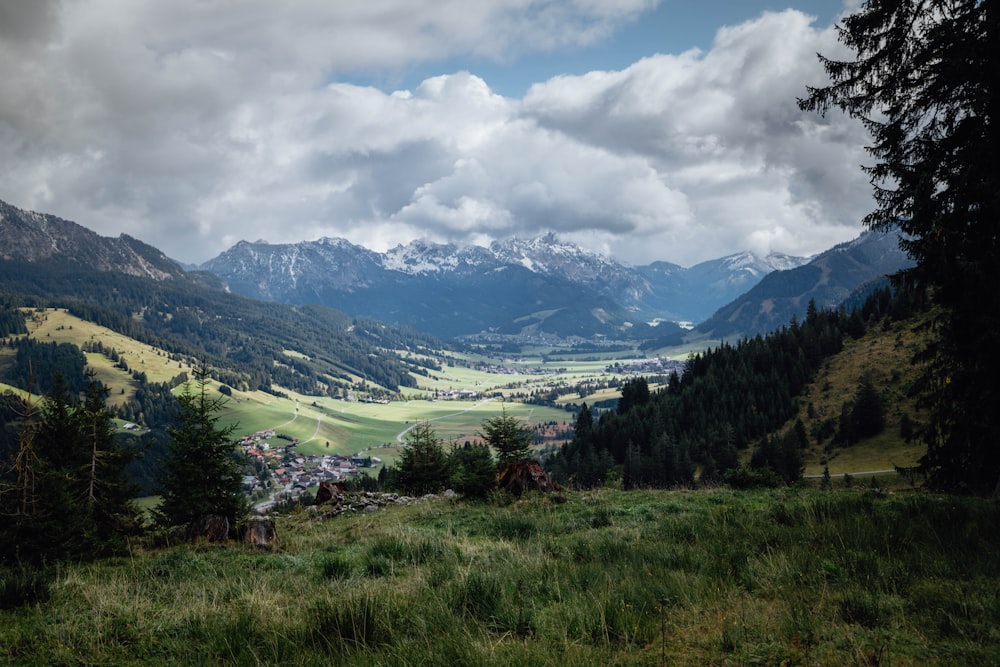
[
  {"xmin": 199, "ymin": 232, "xmax": 809, "ymax": 339},
  {"xmin": 1, "ymin": 197, "xmax": 912, "ymax": 346}
]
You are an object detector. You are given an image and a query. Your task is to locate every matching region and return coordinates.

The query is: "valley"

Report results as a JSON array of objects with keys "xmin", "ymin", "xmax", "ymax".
[{"xmin": 3, "ymin": 307, "xmax": 693, "ymax": 504}]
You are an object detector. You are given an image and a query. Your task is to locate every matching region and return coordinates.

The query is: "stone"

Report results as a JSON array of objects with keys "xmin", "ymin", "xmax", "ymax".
[{"xmin": 315, "ymin": 480, "xmax": 346, "ymax": 506}]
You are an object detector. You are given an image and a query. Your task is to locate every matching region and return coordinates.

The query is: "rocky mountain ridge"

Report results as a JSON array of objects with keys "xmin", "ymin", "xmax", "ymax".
[
  {"xmin": 0, "ymin": 200, "xmax": 184, "ymax": 281},
  {"xmin": 200, "ymin": 232, "xmax": 809, "ymax": 337}
]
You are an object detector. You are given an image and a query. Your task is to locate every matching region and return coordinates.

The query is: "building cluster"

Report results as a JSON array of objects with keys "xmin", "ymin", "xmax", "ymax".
[
  {"xmin": 605, "ymin": 357, "xmax": 685, "ymax": 376},
  {"xmin": 239, "ymin": 429, "xmax": 377, "ymax": 495},
  {"xmin": 433, "ymin": 388, "xmax": 480, "ymax": 400}
]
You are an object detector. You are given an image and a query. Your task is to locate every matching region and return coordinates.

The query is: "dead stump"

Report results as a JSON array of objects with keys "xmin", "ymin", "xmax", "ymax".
[
  {"xmin": 244, "ymin": 517, "xmax": 278, "ymax": 549},
  {"xmin": 497, "ymin": 460, "xmax": 562, "ymax": 496}
]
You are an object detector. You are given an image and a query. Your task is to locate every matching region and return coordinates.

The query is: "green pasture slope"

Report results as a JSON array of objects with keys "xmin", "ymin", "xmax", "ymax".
[
  {"xmin": 2, "ymin": 487, "xmax": 997, "ymax": 665},
  {"xmin": 7, "ymin": 308, "xmax": 580, "ymax": 457},
  {"xmin": 217, "ymin": 388, "xmax": 570, "ymax": 460}
]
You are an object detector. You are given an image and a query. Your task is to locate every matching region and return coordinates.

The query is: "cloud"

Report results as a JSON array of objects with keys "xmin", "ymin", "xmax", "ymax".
[{"xmin": 0, "ymin": 2, "xmax": 871, "ymax": 267}]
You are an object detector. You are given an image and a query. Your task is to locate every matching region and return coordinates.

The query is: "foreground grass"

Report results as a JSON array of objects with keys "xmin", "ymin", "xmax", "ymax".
[{"xmin": 3, "ymin": 488, "xmax": 999, "ymax": 665}]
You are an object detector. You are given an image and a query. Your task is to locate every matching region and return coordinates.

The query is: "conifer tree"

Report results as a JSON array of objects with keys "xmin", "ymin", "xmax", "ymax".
[
  {"xmin": 2, "ymin": 373, "xmax": 138, "ymax": 563},
  {"xmin": 480, "ymin": 406, "xmax": 533, "ymax": 466},
  {"xmin": 394, "ymin": 423, "xmax": 451, "ymax": 495},
  {"xmin": 156, "ymin": 365, "xmax": 246, "ymax": 535},
  {"xmin": 448, "ymin": 442, "xmax": 496, "ymax": 499},
  {"xmin": 800, "ymin": 0, "xmax": 997, "ymax": 494}
]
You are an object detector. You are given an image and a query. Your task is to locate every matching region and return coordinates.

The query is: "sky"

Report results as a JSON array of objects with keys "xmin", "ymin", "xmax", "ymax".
[{"xmin": 0, "ymin": 0, "xmax": 871, "ymax": 268}]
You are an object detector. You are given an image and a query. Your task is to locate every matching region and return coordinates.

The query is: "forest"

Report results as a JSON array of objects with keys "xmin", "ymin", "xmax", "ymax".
[{"xmin": 545, "ymin": 285, "xmax": 926, "ymax": 489}]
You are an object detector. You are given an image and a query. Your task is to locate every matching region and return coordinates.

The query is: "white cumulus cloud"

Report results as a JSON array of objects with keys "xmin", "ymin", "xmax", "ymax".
[{"xmin": 0, "ymin": 1, "xmax": 871, "ymax": 266}]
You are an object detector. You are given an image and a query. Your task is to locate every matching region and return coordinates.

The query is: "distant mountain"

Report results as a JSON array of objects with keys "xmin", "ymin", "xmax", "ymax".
[
  {"xmin": 0, "ymin": 198, "xmax": 440, "ymax": 394},
  {"xmin": 201, "ymin": 233, "xmax": 809, "ymax": 339},
  {"xmin": 637, "ymin": 251, "xmax": 809, "ymax": 322},
  {"xmin": 696, "ymin": 228, "xmax": 913, "ymax": 337}
]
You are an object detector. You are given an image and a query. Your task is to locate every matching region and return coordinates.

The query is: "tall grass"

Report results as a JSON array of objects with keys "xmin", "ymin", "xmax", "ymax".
[{"xmin": 2, "ymin": 488, "xmax": 998, "ymax": 665}]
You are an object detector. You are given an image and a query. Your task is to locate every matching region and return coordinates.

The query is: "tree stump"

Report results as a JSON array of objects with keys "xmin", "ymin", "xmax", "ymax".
[
  {"xmin": 244, "ymin": 517, "xmax": 278, "ymax": 549},
  {"xmin": 315, "ymin": 480, "xmax": 346, "ymax": 506}
]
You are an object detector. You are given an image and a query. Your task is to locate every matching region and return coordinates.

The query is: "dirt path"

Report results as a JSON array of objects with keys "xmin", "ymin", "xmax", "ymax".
[{"xmin": 395, "ymin": 397, "xmax": 497, "ymax": 444}]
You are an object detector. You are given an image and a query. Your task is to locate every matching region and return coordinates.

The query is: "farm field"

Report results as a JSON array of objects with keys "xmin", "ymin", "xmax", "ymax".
[{"xmin": 219, "ymin": 389, "xmax": 572, "ymax": 461}]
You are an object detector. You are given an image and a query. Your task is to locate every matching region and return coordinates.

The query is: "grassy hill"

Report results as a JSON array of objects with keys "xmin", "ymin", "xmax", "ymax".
[
  {"xmin": 2, "ymin": 487, "xmax": 997, "ymax": 665},
  {"xmin": 784, "ymin": 308, "xmax": 930, "ymax": 479}
]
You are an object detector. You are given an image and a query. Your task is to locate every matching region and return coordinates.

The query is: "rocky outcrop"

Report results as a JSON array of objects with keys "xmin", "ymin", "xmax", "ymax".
[{"xmin": 306, "ymin": 491, "xmax": 455, "ymax": 518}]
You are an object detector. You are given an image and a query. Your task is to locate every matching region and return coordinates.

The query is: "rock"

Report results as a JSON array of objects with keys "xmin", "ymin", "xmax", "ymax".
[
  {"xmin": 364, "ymin": 505, "xmax": 378, "ymax": 513},
  {"xmin": 443, "ymin": 489, "xmax": 456, "ymax": 499},
  {"xmin": 243, "ymin": 517, "xmax": 277, "ymax": 549},
  {"xmin": 315, "ymin": 480, "xmax": 346, "ymax": 506}
]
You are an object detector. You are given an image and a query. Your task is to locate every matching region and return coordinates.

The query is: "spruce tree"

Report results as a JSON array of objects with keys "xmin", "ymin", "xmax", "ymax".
[
  {"xmin": 2, "ymin": 373, "xmax": 138, "ymax": 563},
  {"xmin": 800, "ymin": 0, "xmax": 997, "ymax": 494},
  {"xmin": 394, "ymin": 423, "xmax": 451, "ymax": 495},
  {"xmin": 156, "ymin": 365, "xmax": 246, "ymax": 536},
  {"xmin": 448, "ymin": 442, "xmax": 496, "ymax": 499},
  {"xmin": 480, "ymin": 407, "xmax": 533, "ymax": 466}
]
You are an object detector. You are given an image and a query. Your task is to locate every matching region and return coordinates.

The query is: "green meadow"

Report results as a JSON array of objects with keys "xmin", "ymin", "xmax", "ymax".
[
  {"xmin": 219, "ymin": 388, "xmax": 571, "ymax": 459},
  {"xmin": 3, "ymin": 487, "xmax": 997, "ymax": 666},
  {"xmin": 10, "ymin": 309, "xmax": 580, "ymax": 458}
]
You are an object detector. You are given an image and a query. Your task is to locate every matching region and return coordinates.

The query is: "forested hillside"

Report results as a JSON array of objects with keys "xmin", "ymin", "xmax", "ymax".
[
  {"xmin": 0, "ymin": 259, "xmax": 444, "ymax": 397},
  {"xmin": 547, "ymin": 285, "xmax": 927, "ymax": 488}
]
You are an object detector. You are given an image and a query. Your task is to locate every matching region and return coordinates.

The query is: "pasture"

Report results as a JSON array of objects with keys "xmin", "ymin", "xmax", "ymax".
[{"xmin": 3, "ymin": 487, "xmax": 997, "ymax": 665}]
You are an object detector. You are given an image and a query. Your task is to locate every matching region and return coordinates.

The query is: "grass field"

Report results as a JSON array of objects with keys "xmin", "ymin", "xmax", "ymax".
[
  {"xmin": 2, "ymin": 487, "xmax": 997, "ymax": 665},
  {"xmin": 219, "ymin": 390, "xmax": 571, "ymax": 459}
]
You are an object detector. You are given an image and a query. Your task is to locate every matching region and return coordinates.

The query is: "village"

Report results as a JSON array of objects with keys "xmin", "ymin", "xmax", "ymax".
[{"xmin": 238, "ymin": 429, "xmax": 381, "ymax": 507}]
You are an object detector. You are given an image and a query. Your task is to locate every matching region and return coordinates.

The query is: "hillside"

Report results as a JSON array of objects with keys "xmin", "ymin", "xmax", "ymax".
[
  {"xmin": 1, "ymin": 199, "xmax": 452, "ymax": 396},
  {"xmin": 784, "ymin": 306, "xmax": 930, "ymax": 477},
  {"xmin": 2, "ymin": 488, "xmax": 998, "ymax": 665},
  {"xmin": 697, "ymin": 229, "xmax": 913, "ymax": 337},
  {"xmin": 0, "ymin": 259, "xmax": 439, "ymax": 398}
]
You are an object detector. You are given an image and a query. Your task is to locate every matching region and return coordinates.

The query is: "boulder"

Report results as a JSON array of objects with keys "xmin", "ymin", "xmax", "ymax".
[{"xmin": 315, "ymin": 480, "xmax": 347, "ymax": 506}]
